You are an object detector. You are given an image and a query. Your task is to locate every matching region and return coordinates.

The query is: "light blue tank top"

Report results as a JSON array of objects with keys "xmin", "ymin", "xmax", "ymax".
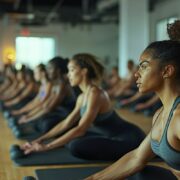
[{"xmin": 151, "ymin": 96, "xmax": 180, "ymax": 170}]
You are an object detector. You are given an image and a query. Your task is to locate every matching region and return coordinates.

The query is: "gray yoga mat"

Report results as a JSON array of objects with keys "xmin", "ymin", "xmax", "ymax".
[
  {"xmin": 12, "ymin": 147, "xmax": 112, "ymax": 166},
  {"xmin": 34, "ymin": 165, "xmax": 177, "ymax": 180},
  {"xmin": 12, "ymin": 145, "xmax": 162, "ymax": 167},
  {"xmin": 35, "ymin": 166, "xmax": 106, "ymax": 180}
]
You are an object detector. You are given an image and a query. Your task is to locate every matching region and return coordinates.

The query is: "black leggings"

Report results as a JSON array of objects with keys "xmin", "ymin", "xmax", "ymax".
[
  {"xmin": 67, "ymin": 130, "xmax": 145, "ymax": 161},
  {"xmin": 68, "ymin": 136, "xmax": 134, "ymax": 160},
  {"xmin": 67, "ymin": 111, "xmax": 145, "ymax": 161},
  {"xmin": 16, "ymin": 107, "xmax": 70, "ymax": 135}
]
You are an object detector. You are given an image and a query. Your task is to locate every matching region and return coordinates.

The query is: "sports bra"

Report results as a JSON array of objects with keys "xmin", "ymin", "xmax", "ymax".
[
  {"xmin": 80, "ymin": 104, "xmax": 113, "ymax": 124},
  {"xmin": 151, "ymin": 96, "xmax": 180, "ymax": 170}
]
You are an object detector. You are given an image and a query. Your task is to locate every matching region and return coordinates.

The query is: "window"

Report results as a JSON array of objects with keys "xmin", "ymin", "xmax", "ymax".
[
  {"xmin": 16, "ymin": 37, "xmax": 55, "ymax": 68},
  {"xmin": 156, "ymin": 17, "xmax": 177, "ymax": 41}
]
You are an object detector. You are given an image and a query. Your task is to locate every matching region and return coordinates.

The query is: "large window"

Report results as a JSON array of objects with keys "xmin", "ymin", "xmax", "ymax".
[
  {"xmin": 156, "ymin": 17, "xmax": 177, "ymax": 41},
  {"xmin": 16, "ymin": 37, "xmax": 55, "ymax": 68}
]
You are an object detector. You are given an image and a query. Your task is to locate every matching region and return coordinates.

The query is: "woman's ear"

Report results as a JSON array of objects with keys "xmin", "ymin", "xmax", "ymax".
[{"xmin": 162, "ymin": 64, "xmax": 175, "ymax": 79}]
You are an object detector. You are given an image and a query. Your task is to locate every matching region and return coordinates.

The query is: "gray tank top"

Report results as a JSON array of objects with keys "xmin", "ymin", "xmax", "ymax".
[{"xmin": 151, "ymin": 96, "xmax": 180, "ymax": 170}]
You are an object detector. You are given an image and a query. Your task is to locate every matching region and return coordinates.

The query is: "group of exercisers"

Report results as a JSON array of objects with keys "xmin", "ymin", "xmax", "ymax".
[{"xmin": 0, "ymin": 20, "xmax": 180, "ymax": 179}]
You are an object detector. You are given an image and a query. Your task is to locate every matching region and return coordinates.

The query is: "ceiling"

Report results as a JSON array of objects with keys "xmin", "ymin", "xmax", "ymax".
[
  {"xmin": 0, "ymin": 0, "xmax": 162, "ymax": 26},
  {"xmin": 0, "ymin": 0, "xmax": 119, "ymax": 26}
]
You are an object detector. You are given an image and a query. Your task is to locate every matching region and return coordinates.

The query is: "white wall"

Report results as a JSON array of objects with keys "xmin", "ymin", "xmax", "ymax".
[
  {"xmin": 0, "ymin": 20, "xmax": 118, "ymax": 69},
  {"xmin": 119, "ymin": 0, "xmax": 149, "ymax": 77},
  {"xmin": 57, "ymin": 24, "xmax": 118, "ymax": 67},
  {"xmin": 150, "ymin": 0, "xmax": 180, "ymax": 41}
]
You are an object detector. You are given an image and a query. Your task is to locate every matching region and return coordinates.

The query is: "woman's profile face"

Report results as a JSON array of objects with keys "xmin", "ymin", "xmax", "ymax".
[
  {"xmin": 34, "ymin": 67, "xmax": 42, "ymax": 82},
  {"xmin": 67, "ymin": 60, "xmax": 84, "ymax": 87},
  {"xmin": 135, "ymin": 50, "xmax": 164, "ymax": 93},
  {"xmin": 47, "ymin": 63, "xmax": 56, "ymax": 80}
]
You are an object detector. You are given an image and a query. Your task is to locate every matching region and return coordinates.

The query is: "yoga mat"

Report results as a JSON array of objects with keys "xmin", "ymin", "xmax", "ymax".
[
  {"xmin": 12, "ymin": 147, "xmax": 112, "ymax": 166},
  {"xmin": 35, "ymin": 166, "xmax": 106, "ymax": 180},
  {"xmin": 35, "ymin": 165, "xmax": 176, "ymax": 180},
  {"xmin": 11, "ymin": 144, "xmax": 163, "ymax": 167}
]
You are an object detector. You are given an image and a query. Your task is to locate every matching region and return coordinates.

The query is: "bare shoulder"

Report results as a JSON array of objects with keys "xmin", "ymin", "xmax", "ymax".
[
  {"xmin": 76, "ymin": 93, "xmax": 84, "ymax": 106},
  {"xmin": 87, "ymin": 86, "xmax": 107, "ymax": 106},
  {"xmin": 89, "ymin": 86, "xmax": 102, "ymax": 97}
]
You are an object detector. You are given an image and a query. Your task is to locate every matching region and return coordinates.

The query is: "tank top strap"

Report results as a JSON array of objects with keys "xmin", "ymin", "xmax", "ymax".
[{"xmin": 164, "ymin": 96, "xmax": 180, "ymax": 133}]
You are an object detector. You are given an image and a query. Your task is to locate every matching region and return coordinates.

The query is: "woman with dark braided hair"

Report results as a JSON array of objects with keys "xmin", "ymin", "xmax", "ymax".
[
  {"xmin": 20, "ymin": 53, "xmax": 145, "ymax": 161},
  {"xmin": 85, "ymin": 20, "xmax": 180, "ymax": 180}
]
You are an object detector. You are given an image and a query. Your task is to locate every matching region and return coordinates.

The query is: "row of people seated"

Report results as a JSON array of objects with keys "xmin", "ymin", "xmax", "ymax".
[
  {"xmin": 0, "ymin": 64, "xmax": 38, "ymax": 112},
  {"xmin": 0, "ymin": 57, "xmax": 77, "ymax": 138},
  {"xmin": 1, "ymin": 19, "xmax": 180, "ymax": 179},
  {"xmin": 0, "ymin": 54, "xmax": 146, "ymax": 162},
  {"xmin": 117, "ymin": 92, "xmax": 162, "ymax": 116}
]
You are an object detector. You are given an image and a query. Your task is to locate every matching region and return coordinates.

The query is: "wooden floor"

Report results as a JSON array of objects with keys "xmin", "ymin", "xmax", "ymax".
[{"xmin": 0, "ymin": 109, "xmax": 169, "ymax": 180}]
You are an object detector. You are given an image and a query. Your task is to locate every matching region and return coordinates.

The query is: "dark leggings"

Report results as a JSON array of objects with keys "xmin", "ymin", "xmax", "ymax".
[
  {"xmin": 128, "ymin": 165, "xmax": 177, "ymax": 180},
  {"xmin": 68, "ymin": 136, "xmax": 133, "ymax": 160},
  {"xmin": 67, "ymin": 111, "xmax": 145, "ymax": 161},
  {"xmin": 67, "ymin": 130, "xmax": 145, "ymax": 161},
  {"xmin": 16, "ymin": 108, "xmax": 70, "ymax": 135}
]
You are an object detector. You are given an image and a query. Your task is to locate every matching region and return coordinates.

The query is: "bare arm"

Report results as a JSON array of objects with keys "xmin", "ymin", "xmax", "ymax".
[
  {"xmin": 19, "ymin": 84, "xmax": 67, "ymax": 123},
  {"xmin": 11, "ymin": 94, "xmax": 40, "ymax": 115},
  {"xmin": 23, "ymin": 87, "xmax": 103, "ymax": 154},
  {"xmin": 126, "ymin": 92, "xmax": 143, "ymax": 102},
  {"xmin": 85, "ymin": 108, "xmax": 163, "ymax": 180},
  {"xmin": 1, "ymin": 81, "xmax": 18, "ymax": 99},
  {"xmin": 85, "ymin": 133, "xmax": 155, "ymax": 180},
  {"xmin": 5, "ymin": 83, "xmax": 34, "ymax": 106},
  {"xmin": 45, "ymin": 87, "xmax": 102, "ymax": 150},
  {"xmin": 40, "ymin": 82, "xmax": 68, "ymax": 112},
  {"xmin": 13, "ymin": 83, "xmax": 52, "ymax": 114},
  {"xmin": 32, "ymin": 94, "xmax": 83, "ymax": 143},
  {"xmin": 120, "ymin": 92, "xmax": 143, "ymax": 105},
  {"xmin": 0, "ymin": 79, "xmax": 12, "ymax": 94},
  {"xmin": 135, "ymin": 95, "xmax": 160, "ymax": 110},
  {"xmin": 142, "ymin": 95, "xmax": 159, "ymax": 107}
]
